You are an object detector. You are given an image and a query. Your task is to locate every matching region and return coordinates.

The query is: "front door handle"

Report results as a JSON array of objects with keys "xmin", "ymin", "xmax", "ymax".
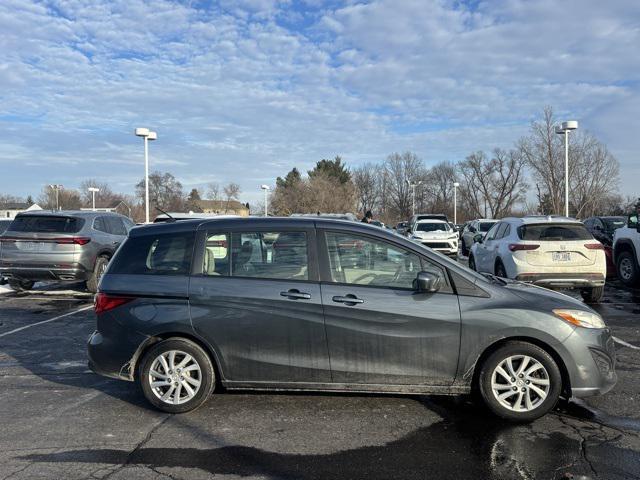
[
  {"xmin": 280, "ymin": 289, "xmax": 311, "ymax": 300},
  {"xmin": 332, "ymin": 295, "xmax": 364, "ymax": 305}
]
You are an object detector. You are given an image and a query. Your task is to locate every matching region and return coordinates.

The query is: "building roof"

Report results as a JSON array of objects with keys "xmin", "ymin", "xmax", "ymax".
[
  {"xmin": 194, "ymin": 199, "xmax": 248, "ymax": 211},
  {"xmin": 0, "ymin": 202, "xmax": 30, "ymax": 210}
]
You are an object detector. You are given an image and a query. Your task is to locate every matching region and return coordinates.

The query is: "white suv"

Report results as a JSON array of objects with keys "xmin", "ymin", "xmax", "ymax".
[
  {"xmin": 469, "ymin": 216, "xmax": 606, "ymax": 302},
  {"xmin": 409, "ymin": 219, "xmax": 458, "ymax": 256}
]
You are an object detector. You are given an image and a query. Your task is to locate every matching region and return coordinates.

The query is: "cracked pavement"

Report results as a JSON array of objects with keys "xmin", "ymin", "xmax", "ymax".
[{"xmin": 0, "ymin": 281, "xmax": 639, "ymax": 479}]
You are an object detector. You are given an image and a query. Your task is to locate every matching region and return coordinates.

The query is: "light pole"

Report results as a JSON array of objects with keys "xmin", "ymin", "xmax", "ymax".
[
  {"xmin": 88, "ymin": 187, "xmax": 99, "ymax": 211},
  {"xmin": 260, "ymin": 185, "xmax": 270, "ymax": 217},
  {"xmin": 135, "ymin": 128, "xmax": 158, "ymax": 223},
  {"xmin": 453, "ymin": 182, "xmax": 460, "ymax": 225},
  {"xmin": 555, "ymin": 120, "xmax": 578, "ymax": 217},
  {"xmin": 49, "ymin": 184, "xmax": 63, "ymax": 211},
  {"xmin": 406, "ymin": 179, "xmax": 422, "ymax": 216}
]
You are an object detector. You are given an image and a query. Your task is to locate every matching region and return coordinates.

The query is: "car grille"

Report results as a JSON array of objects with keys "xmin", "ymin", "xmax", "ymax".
[{"xmin": 423, "ymin": 242, "xmax": 450, "ymax": 249}]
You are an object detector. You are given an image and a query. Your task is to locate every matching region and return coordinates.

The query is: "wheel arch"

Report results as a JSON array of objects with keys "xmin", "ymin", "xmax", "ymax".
[
  {"xmin": 470, "ymin": 336, "xmax": 572, "ymax": 398},
  {"xmin": 130, "ymin": 331, "xmax": 224, "ymax": 386},
  {"xmin": 613, "ymin": 239, "xmax": 637, "ymax": 265}
]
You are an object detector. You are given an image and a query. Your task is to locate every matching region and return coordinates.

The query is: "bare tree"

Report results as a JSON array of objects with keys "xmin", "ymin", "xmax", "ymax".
[
  {"xmin": 135, "ymin": 171, "xmax": 184, "ymax": 212},
  {"xmin": 223, "ymin": 182, "xmax": 241, "ymax": 213},
  {"xmin": 78, "ymin": 179, "xmax": 120, "ymax": 207},
  {"xmin": 422, "ymin": 161, "xmax": 457, "ymax": 218},
  {"xmin": 352, "ymin": 163, "xmax": 380, "ymax": 215},
  {"xmin": 383, "ymin": 152, "xmax": 425, "ymax": 219},
  {"xmin": 457, "ymin": 149, "xmax": 527, "ymax": 219},
  {"xmin": 37, "ymin": 185, "xmax": 82, "ymax": 210},
  {"xmin": 207, "ymin": 182, "xmax": 221, "ymax": 201}
]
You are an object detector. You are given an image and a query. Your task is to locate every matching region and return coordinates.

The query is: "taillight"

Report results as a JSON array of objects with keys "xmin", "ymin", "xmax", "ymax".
[
  {"xmin": 509, "ymin": 243, "xmax": 540, "ymax": 252},
  {"xmin": 55, "ymin": 237, "xmax": 91, "ymax": 245},
  {"xmin": 584, "ymin": 243, "xmax": 604, "ymax": 250},
  {"xmin": 94, "ymin": 293, "xmax": 135, "ymax": 315}
]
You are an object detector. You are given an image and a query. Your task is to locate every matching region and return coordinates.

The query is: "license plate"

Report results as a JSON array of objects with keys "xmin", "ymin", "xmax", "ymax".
[
  {"xmin": 552, "ymin": 252, "xmax": 571, "ymax": 262},
  {"xmin": 18, "ymin": 241, "xmax": 42, "ymax": 252}
]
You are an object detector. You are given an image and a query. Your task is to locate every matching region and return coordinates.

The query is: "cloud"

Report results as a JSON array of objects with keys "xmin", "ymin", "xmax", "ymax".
[{"xmin": 0, "ymin": 0, "xmax": 638, "ymax": 206}]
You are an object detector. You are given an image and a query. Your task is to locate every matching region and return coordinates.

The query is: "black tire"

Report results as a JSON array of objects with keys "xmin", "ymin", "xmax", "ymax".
[
  {"xmin": 86, "ymin": 255, "xmax": 110, "ymax": 293},
  {"xmin": 468, "ymin": 254, "xmax": 477, "ymax": 271},
  {"xmin": 461, "ymin": 240, "xmax": 469, "ymax": 257},
  {"xmin": 494, "ymin": 260, "xmax": 507, "ymax": 278},
  {"xmin": 616, "ymin": 250, "xmax": 638, "ymax": 287},
  {"xmin": 581, "ymin": 286, "xmax": 604, "ymax": 303},
  {"xmin": 139, "ymin": 338, "xmax": 215, "ymax": 413},
  {"xmin": 478, "ymin": 341, "xmax": 562, "ymax": 422},
  {"xmin": 8, "ymin": 279, "xmax": 34, "ymax": 291}
]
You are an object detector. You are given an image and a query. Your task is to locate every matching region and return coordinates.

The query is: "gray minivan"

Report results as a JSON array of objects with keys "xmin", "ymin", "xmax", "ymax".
[
  {"xmin": 0, "ymin": 210, "xmax": 134, "ymax": 292},
  {"xmin": 88, "ymin": 217, "xmax": 616, "ymax": 421}
]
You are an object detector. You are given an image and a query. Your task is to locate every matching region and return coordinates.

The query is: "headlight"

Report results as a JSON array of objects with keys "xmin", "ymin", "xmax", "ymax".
[{"xmin": 553, "ymin": 309, "xmax": 606, "ymax": 329}]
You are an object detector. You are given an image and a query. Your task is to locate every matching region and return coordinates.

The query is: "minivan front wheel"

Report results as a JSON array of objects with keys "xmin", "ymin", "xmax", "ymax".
[
  {"xmin": 478, "ymin": 341, "xmax": 561, "ymax": 422},
  {"xmin": 139, "ymin": 338, "xmax": 215, "ymax": 413}
]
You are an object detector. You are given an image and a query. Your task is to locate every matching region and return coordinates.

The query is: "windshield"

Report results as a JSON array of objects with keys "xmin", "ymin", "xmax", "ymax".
[
  {"xmin": 479, "ymin": 222, "xmax": 496, "ymax": 232},
  {"xmin": 7, "ymin": 215, "xmax": 84, "ymax": 233},
  {"xmin": 416, "ymin": 222, "xmax": 451, "ymax": 232},
  {"xmin": 518, "ymin": 223, "xmax": 592, "ymax": 241},
  {"xmin": 602, "ymin": 217, "xmax": 626, "ymax": 231}
]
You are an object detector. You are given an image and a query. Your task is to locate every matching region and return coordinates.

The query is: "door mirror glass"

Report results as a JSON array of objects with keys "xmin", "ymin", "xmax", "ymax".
[
  {"xmin": 414, "ymin": 271, "xmax": 441, "ymax": 293},
  {"xmin": 473, "ymin": 233, "xmax": 484, "ymax": 243}
]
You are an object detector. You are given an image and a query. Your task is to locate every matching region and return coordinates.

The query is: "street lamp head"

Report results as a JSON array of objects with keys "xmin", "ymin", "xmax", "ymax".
[
  {"xmin": 453, "ymin": 182, "xmax": 460, "ymax": 188},
  {"xmin": 556, "ymin": 120, "xmax": 579, "ymax": 134},
  {"xmin": 88, "ymin": 187, "xmax": 100, "ymax": 193},
  {"xmin": 135, "ymin": 127, "xmax": 150, "ymax": 137},
  {"xmin": 147, "ymin": 131, "xmax": 157, "ymax": 141},
  {"xmin": 260, "ymin": 184, "xmax": 270, "ymax": 190}
]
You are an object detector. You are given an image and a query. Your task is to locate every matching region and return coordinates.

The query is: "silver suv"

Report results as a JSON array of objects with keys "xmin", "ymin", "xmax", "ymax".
[{"xmin": 0, "ymin": 210, "xmax": 134, "ymax": 292}]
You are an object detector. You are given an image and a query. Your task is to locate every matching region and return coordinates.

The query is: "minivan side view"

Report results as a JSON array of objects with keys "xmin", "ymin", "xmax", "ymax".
[{"xmin": 88, "ymin": 217, "xmax": 616, "ymax": 422}]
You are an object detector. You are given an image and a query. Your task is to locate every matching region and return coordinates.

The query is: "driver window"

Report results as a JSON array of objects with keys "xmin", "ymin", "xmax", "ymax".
[
  {"xmin": 484, "ymin": 223, "xmax": 501, "ymax": 241},
  {"xmin": 325, "ymin": 232, "xmax": 422, "ymax": 289}
]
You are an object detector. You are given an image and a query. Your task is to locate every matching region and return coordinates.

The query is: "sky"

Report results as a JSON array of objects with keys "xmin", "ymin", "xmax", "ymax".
[{"xmin": 0, "ymin": 0, "xmax": 638, "ymax": 207}]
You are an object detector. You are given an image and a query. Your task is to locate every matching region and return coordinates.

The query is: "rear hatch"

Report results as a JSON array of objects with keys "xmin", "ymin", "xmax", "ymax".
[
  {"xmin": 0, "ymin": 215, "xmax": 86, "ymax": 267},
  {"xmin": 515, "ymin": 223, "xmax": 599, "ymax": 268}
]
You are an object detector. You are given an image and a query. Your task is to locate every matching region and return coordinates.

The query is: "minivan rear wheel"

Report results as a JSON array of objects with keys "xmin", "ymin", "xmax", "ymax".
[
  {"xmin": 478, "ymin": 341, "xmax": 561, "ymax": 422},
  {"xmin": 139, "ymin": 338, "xmax": 215, "ymax": 413}
]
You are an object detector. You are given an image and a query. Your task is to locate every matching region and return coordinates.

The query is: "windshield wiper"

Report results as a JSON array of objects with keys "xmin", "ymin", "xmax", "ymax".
[{"xmin": 481, "ymin": 273, "xmax": 507, "ymax": 285}]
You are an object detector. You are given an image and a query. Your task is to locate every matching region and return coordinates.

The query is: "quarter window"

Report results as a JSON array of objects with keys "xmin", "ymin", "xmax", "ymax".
[
  {"xmin": 108, "ymin": 232, "xmax": 195, "ymax": 275},
  {"xmin": 324, "ymin": 232, "xmax": 422, "ymax": 289}
]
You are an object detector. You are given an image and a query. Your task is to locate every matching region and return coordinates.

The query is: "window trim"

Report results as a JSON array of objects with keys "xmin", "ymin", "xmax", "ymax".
[{"xmin": 317, "ymin": 229, "xmax": 453, "ymax": 294}]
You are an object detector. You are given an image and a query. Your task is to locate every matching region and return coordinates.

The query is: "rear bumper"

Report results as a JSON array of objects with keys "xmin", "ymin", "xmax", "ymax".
[
  {"xmin": 514, "ymin": 273, "xmax": 605, "ymax": 289},
  {"xmin": 0, "ymin": 263, "xmax": 89, "ymax": 281},
  {"xmin": 87, "ymin": 328, "xmax": 149, "ymax": 382}
]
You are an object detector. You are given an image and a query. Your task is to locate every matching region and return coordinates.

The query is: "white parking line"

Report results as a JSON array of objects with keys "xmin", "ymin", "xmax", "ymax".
[
  {"xmin": 613, "ymin": 337, "xmax": 640, "ymax": 350},
  {"xmin": 0, "ymin": 305, "xmax": 93, "ymax": 338}
]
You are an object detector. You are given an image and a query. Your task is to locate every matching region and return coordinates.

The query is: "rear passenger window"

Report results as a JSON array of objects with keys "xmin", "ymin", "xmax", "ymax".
[
  {"xmin": 109, "ymin": 232, "xmax": 195, "ymax": 275},
  {"xmin": 93, "ymin": 217, "xmax": 109, "ymax": 233},
  {"xmin": 202, "ymin": 231, "xmax": 309, "ymax": 281},
  {"xmin": 106, "ymin": 217, "xmax": 127, "ymax": 236}
]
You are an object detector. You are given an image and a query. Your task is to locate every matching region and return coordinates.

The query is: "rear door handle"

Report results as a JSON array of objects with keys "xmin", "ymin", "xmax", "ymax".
[
  {"xmin": 280, "ymin": 289, "xmax": 311, "ymax": 300},
  {"xmin": 332, "ymin": 295, "xmax": 364, "ymax": 305}
]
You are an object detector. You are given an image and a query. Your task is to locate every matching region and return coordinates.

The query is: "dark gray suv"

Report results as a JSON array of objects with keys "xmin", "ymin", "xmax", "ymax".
[
  {"xmin": 0, "ymin": 210, "xmax": 134, "ymax": 292},
  {"xmin": 88, "ymin": 217, "xmax": 616, "ymax": 421}
]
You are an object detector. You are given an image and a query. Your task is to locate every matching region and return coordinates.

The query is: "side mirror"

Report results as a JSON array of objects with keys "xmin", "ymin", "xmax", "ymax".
[
  {"xmin": 414, "ymin": 271, "xmax": 441, "ymax": 293},
  {"xmin": 469, "ymin": 226, "xmax": 477, "ymax": 233},
  {"xmin": 473, "ymin": 233, "xmax": 484, "ymax": 243}
]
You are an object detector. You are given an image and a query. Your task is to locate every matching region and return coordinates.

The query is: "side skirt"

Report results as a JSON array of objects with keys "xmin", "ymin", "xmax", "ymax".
[{"xmin": 221, "ymin": 381, "xmax": 470, "ymax": 396}]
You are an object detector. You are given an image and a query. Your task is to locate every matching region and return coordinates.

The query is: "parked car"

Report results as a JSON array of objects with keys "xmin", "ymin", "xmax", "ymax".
[
  {"xmin": 460, "ymin": 219, "xmax": 499, "ymax": 256},
  {"xmin": 406, "ymin": 213, "xmax": 449, "ymax": 236},
  {"xmin": 612, "ymin": 213, "xmax": 640, "ymax": 286},
  {"xmin": 395, "ymin": 222, "xmax": 408, "ymax": 235},
  {"xmin": 583, "ymin": 216, "xmax": 625, "ymax": 278},
  {"xmin": 0, "ymin": 210, "xmax": 134, "ymax": 292},
  {"xmin": 0, "ymin": 219, "xmax": 11, "ymax": 234},
  {"xmin": 88, "ymin": 216, "xmax": 616, "ymax": 422},
  {"xmin": 409, "ymin": 219, "xmax": 459, "ymax": 256},
  {"xmin": 469, "ymin": 216, "xmax": 606, "ymax": 302}
]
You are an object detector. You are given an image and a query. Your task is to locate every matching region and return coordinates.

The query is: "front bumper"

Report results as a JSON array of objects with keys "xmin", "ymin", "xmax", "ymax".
[
  {"xmin": 515, "ymin": 272, "xmax": 605, "ymax": 289},
  {"xmin": 561, "ymin": 327, "xmax": 617, "ymax": 398},
  {"xmin": 0, "ymin": 263, "xmax": 89, "ymax": 281},
  {"xmin": 416, "ymin": 240, "xmax": 458, "ymax": 255}
]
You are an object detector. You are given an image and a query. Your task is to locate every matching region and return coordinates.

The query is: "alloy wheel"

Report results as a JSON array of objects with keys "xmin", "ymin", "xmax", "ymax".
[
  {"xmin": 490, "ymin": 355, "xmax": 550, "ymax": 412},
  {"xmin": 619, "ymin": 257, "xmax": 633, "ymax": 281},
  {"xmin": 148, "ymin": 350, "xmax": 202, "ymax": 405}
]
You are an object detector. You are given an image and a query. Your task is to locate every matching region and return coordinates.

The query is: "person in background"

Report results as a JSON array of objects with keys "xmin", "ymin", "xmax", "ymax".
[{"xmin": 361, "ymin": 210, "xmax": 373, "ymax": 223}]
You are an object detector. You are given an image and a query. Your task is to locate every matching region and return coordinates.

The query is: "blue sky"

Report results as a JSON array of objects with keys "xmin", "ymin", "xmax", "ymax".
[{"xmin": 1, "ymin": 0, "xmax": 639, "ymax": 206}]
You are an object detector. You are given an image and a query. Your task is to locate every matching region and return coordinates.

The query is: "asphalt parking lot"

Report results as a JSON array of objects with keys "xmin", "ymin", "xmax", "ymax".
[{"xmin": 1, "ymin": 280, "xmax": 640, "ymax": 479}]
